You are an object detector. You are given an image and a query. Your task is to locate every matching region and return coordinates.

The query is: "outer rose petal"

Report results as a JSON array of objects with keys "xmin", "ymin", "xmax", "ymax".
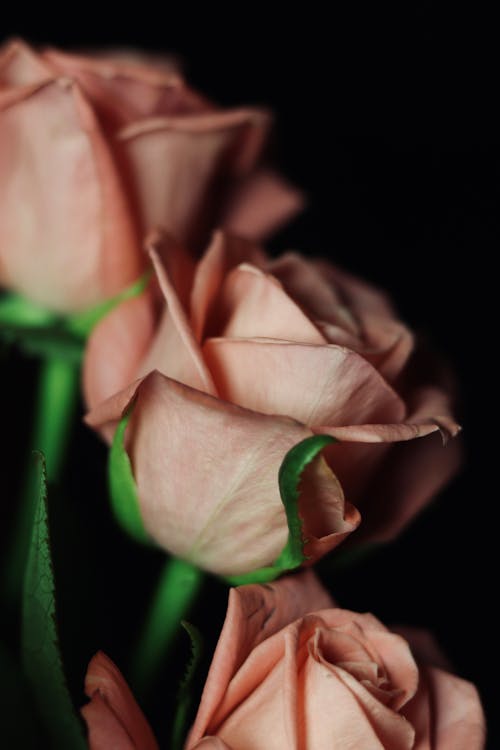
[
  {"xmin": 215, "ymin": 264, "xmax": 326, "ymax": 343},
  {"xmin": 190, "ymin": 231, "xmax": 266, "ymax": 342},
  {"xmin": 124, "ymin": 372, "xmax": 351, "ymax": 576},
  {"xmin": 83, "ymin": 288, "xmax": 157, "ymax": 412},
  {"xmin": 42, "ymin": 47, "xmax": 208, "ymax": 130},
  {"xmin": 397, "ymin": 626, "xmax": 486, "ymax": 750},
  {"xmin": 118, "ymin": 109, "xmax": 270, "ymax": 248},
  {"xmin": 222, "ymin": 169, "xmax": 305, "ymax": 242},
  {"xmin": 82, "ymin": 691, "xmax": 137, "ymax": 750},
  {"xmin": 0, "ymin": 39, "xmax": 55, "ymax": 88},
  {"xmin": 403, "ymin": 667, "xmax": 485, "ymax": 750},
  {"xmin": 81, "ymin": 652, "xmax": 158, "ymax": 750},
  {"xmin": 0, "ymin": 78, "xmax": 140, "ymax": 311},
  {"xmin": 203, "ymin": 338, "xmax": 405, "ymax": 426},
  {"xmin": 137, "ymin": 247, "xmax": 216, "ymax": 395},
  {"xmin": 188, "ymin": 570, "xmax": 333, "ymax": 746},
  {"xmin": 334, "ymin": 384, "xmax": 462, "ymax": 542},
  {"xmin": 267, "ymin": 252, "xmax": 415, "ymax": 382}
]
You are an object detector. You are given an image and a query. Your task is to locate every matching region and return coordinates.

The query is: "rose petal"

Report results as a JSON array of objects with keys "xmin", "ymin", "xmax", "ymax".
[
  {"xmin": 356, "ymin": 429, "xmax": 462, "ymax": 543},
  {"xmin": 137, "ymin": 245, "xmax": 216, "ymax": 394},
  {"xmin": 267, "ymin": 252, "xmax": 360, "ymax": 334},
  {"xmin": 118, "ymin": 109, "xmax": 270, "ymax": 248},
  {"xmin": 204, "ymin": 338, "xmax": 406, "ymax": 426},
  {"xmin": 306, "ymin": 656, "xmax": 415, "ymax": 749},
  {"xmin": 315, "ymin": 260, "xmax": 399, "ymax": 321},
  {"xmin": 190, "ymin": 231, "xmax": 265, "ymax": 342},
  {"xmin": 394, "ymin": 626, "xmax": 452, "ymax": 673},
  {"xmin": 188, "ymin": 572, "xmax": 332, "ymax": 746},
  {"xmin": 403, "ymin": 666, "xmax": 485, "ymax": 750},
  {"xmin": 222, "ymin": 169, "xmax": 305, "ymax": 241},
  {"xmin": 81, "ymin": 691, "xmax": 136, "ymax": 750},
  {"xmin": 124, "ymin": 371, "xmax": 329, "ymax": 575},
  {"xmin": 85, "ymin": 376, "xmax": 145, "ymax": 443},
  {"xmin": 298, "ymin": 455, "xmax": 361, "ymax": 562},
  {"xmin": 81, "ymin": 652, "xmax": 158, "ymax": 750},
  {"xmin": 0, "ymin": 78, "xmax": 140, "ymax": 311},
  {"xmin": 83, "ymin": 287, "xmax": 157, "ymax": 411},
  {"xmin": 0, "ymin": 39, "xmax": 55, "ymax": 88},
  {"xmin": 42, "ymin": 47, "xmax": 208, "ymax": 129},
  {"xmin": 214, "ymin": 266, "xmax": 327, "ymax": 343}
]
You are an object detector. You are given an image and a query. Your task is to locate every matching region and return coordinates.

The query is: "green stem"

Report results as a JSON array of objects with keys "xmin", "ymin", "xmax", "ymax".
[
  {"xmin": 131, "ymin": 557, "xmax": 204, "ymax": 696},
  {"xmin": 4, "ymin": 356, "xmax": 80, "ymax": 602}
]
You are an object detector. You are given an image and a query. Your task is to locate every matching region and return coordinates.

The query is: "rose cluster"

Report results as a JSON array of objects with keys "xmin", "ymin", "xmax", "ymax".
[{"xmin": 0, "ymin": 39, "xmax": 485, "ymax": 749}]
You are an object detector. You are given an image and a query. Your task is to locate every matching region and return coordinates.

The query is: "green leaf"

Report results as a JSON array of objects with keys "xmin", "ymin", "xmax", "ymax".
[
  {"xmin": 227, "ymin": 434, "xmax": 336, "ymax": 586},
  {"xmin": 22, "ymin": 453, "xmax": 86, "ymax": 749},
  {"xmin": 171, "ymin": 622, "xmax": 204, "ymax": 750},
  {"xmin": 109, "ymin": 410, "xmax": 150, "ymax": 545}
]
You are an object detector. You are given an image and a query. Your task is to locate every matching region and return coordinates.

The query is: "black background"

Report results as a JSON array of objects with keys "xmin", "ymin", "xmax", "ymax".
[{"xmin": 2, "ymin": 8, "xmax": 497, "ymax": 747}]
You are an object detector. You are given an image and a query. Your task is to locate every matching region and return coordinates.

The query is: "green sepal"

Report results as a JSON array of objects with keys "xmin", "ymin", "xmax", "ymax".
[
  {"xmin": 0, "ymin": 269, "xmax": 151, "ymax": 359},
  {"xmin": 109, "ymin": 410, "xmax": 150, "ymax": 545},
  {"xmin": 171, "ymin": 622, "xmax": 204, "ymax": 750},
  {"xmin": 22, "ymin": 453, "xmax": 86, "ymax": 749},
  {"xmin": 227, "ymin": 434, "xmax": 336, "ymax": 586}
]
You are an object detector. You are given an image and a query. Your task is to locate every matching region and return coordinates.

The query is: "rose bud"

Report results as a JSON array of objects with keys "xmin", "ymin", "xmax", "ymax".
[
  {"xmin": 85, "ymin": 231, "xmax": 460, "ymax": 573},
  {"xmin": 0, "ymin": 39, "xmax": 301, "ymax": 312},
  {"xmin": 187, "ymin": 570, "xmax": 485, "ymax": 749}
]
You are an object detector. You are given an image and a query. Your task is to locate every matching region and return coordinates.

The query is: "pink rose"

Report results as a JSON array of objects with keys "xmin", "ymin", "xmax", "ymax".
[
  {"xmin": 187, "ymin": 571, "xmax": 485, "ymax": 749},
  {"xmin": 85, "ymin": 231, "xmax": 460, "ymax": 575},
  {"xmin": 0, "ymin": 39, "xmax": 301, "ymax": 311},
  {"xmin": 81, "ymin": 573, "xmax": 485, "ymax": 749}
]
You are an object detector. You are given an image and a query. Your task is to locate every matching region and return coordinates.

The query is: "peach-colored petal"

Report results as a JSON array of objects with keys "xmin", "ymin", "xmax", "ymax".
[
  {"xmin": 42, "ymin": 47, "xmax": 209, "ymax": 130},
  {"xmin": 136, "ymin": 246, "xmax": 216, "ymax": 394},
  {"xmin": 355, "ymin": 429, "xmax": 462, "ymax": 543},
  {"xmin": 394, "ymin": 626, "xmax": 452, "ymax": 673},
  {"xmin": 126, "ymin": 371, "xmax": 341, "ymax": 575},
  {"xmin": 188, "ymin": 572, "xmax": 332, "ymax": 746},
  {"xmin": 267, "ymin": 252, "xmax": 415, "ymax": 383},
  {"xmin": 267, "ymin": 252, "xmax": 361, "ymax": 334},
  {"xmin": 222, "ymin": 169, "xmax": 305, "ymax": 241},
  {"xmin": 81, "ymin": 691, "xmax": 137, "ymax": 749},
  {"xmin": 298, "ymin": 455, "xmax": 361, "ymax": 563},
  {"xmin": 118, "ymin": 109, "xmax": 270, "ymax": 248},
  {"xmin": 142, "ymin": 229, "xmax": 196, "ymax": 310},
  {"xmin": 214, "ymin": 265, "xmax": 327, "ymax": 343},
  {"xmin": 203, "ymin": 338, "xmax": 405, "ymax": 426},
  {"xmin": 85, "ymin": 376, "xmax": 145, "ymax": 443},
  {"xmin": 83, "ymin": 287, "xmax": 157, "ymax": 412},
  {"xmin": 82, "ymin": 652, "xmax": 158, "ymax": 750},
  {"xmin": 315, "ymin": 260, "xmax": 399, "ymax": 321},
  {"xmin": 190, "ymin": 231, "xmax": 266, "ymax": 342},
  {"xmin": 0, "ymin": 78, "xmax": 140, "ymax": 311},
  {"xmin": 302, "ymin": 654, "xmax": 415, "ymax": 749},
  {"xmin": 215, "ymin": 631, "xmax": 299, "ymax": 749},
  {"xmin": 403, "ymin": 666, "xmax": 485, "ymax": 750},
  {"xmin": 0, "ymin": 38, "xmax": 55, "ymax": 87}
]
